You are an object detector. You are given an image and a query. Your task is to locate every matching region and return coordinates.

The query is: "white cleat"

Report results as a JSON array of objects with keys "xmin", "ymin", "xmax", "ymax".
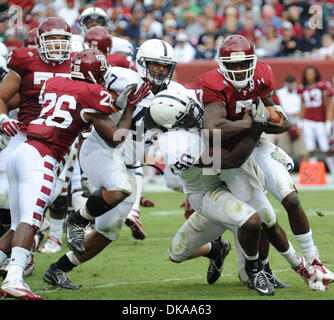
[
  {"xmin": 293, "ymin": 255, "xmax": 328, "ymax": 291},
  {"xmin": 38, "ymin": 236, "xmax": 62, "ymax": 253},
  {"xmin": 125, "ymin": 209, "xmax": 146, "ymax": 240},
  {"xmin": 0, "ymin": 279, "xmax": 43, "ymax": 300},
  {"xmin": 309, "ymin": 258, "xmax": 334, "ymax": 286},
  {"xmin": 0, "ymin": 254, "xmax": 35, "ymax": 279}
]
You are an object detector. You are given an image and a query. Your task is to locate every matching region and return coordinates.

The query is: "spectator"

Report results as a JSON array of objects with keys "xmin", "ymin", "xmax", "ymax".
[
  {"xmin": 140, "ymin": 12, "xmax": 163, "ymax": 39},
  {"xmin": 279, "ymin": 21, "xmax": 299, "ymax": 56},
  {"xmin": 93, "ymin": 0, "xmax": 113, "ymax": 12},
  {"xmin": 31, "ymin": 0, "xmax": 56, "ymax": 18},
  {"xmin": 202, "ymin": 3, "xmax": 223, "ymax": 30},
  {"xmin": 173, "ymin": 31, "xmax": 196, "ymax": 63},
  {"xmin": 238, "ymin": 0, "xmax": 261, "ymax": 25},
  {"xmin": 219, "ymin": 8, "xmax": 241, "ymax": 38},
  {"xmin": 163, "ymin": 18, "xmax": 178, "ymax": 42},
  {"xmin": 57, "ymin": 0, "xmax": 80, "ymax": 29},
  {"xmin": 284, "ymin": 5, "xmax": 304, "ymax": 38},
  {"xmin": 182, "ymin": 10, "xmax": 204, "ymax": 45},
  {"xmin": 276, "ymin": 75, "xmax": 308, "ymax": 165},
  {"xmin": 269, "ymin": 0, "xmax": 285, "ymax": 18},
  {"xmin": 124, "ymin": 5, "xmax": 145, "ymax": 46},
  {"xmin": 259, "ymin": 25, "xmax": 282, "ymax": 57},
  {"xmin": 145, "ymin": 0, "xmax": 172, "ymax": 23},
  {"xmin": 195, "ymin": 34, "xmax": 217, "ymax": 59},
  {"xmin": 329, "ymin": 17, "xmax": 334, "ymax": 39},
  {"xmin": 238, "ymin": 12, "xmax": 263, "ymax": 45},
  {"xmin": 261, "ymin": 4, "xmax": 282, "ymax": 30},
  {"xmin": 198, "ymin": 18, "xmax": 219, "ymax": 46},
  {"xmin": 312, "ymin": 33, "xmax": 334, "ymax": 59},
  {"xmin": 4, "ymin": 28, "xmax": 22, "ymax": 52},
  {"xmin": 296, "ymin": 21, "xmax": 322, "ymax": 56},
  {"xmin": 0, "ymin": 10, "xmax": 8, "ymax": 43}
]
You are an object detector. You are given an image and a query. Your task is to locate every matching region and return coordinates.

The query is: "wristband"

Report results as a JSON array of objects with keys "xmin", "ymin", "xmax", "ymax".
[
  {"xmin": 250, "ymin": 122, "xmax": 263, "ymax": 142},
  {"xmin": 0, "ymin": 114, "xmax": 8, "ymax": 125}
]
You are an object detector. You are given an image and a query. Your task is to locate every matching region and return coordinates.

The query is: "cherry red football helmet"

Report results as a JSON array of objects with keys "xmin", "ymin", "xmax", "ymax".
[
  {"xmin": 71, "ymin": 48, "xmax": 109, "ymax": 85},
  {"xmin": 217, "ymin": 35, "xmax": 257, "ymax": 88},
  {"xmin": 37, "ymin": 17, "xmax": 72, "ymax": 61},
  {"xmin": 24, "ymin": 28, "xmax": 38, "ymax": 48},
  {"xmin": 84, "ymin": 26, "xmax": 112, "ymax": 55}
]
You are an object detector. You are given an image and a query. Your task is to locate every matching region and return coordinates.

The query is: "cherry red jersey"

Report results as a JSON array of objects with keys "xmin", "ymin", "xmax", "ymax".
[
  {"xmin": 297, "ymin": 81, "xmax": 331, "ymax": 122},
  {"xmin": 26, "ymin": 77, "xmax": 117, "ymax": 162},
  {"xmin": 196, "ymin": 62, "xmax": 275, "ymax": 150},
  {"xmin": 7, "ymin": 48, "xmax": 73, "ymax": 132},
  {"xmin": 107, "ymin": 54, "xmax": 130, "ymax": 68}
]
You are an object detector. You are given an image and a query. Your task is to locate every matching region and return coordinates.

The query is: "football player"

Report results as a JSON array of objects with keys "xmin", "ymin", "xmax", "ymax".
[
  {"xmin": 196, "ymin": 35, "xmax": 334, "ymax": 290},
  {"xmin": 0, "ymin": 17, "xmax": 74, "ymax": 272},
  {"xmin": 42, "ymin": 39, "xmax": 186, "ymax": 289},
  {"xmin": 84, "ymin": 25, "xmax": 156, "ymax": 235},
  {"xmin": 144, "ymin": 89, "xmax": 301, "ymax": 295},
  {"xmin": 298, "ymin": 66, "xmax": 334, "ymax": 175},
  {"xmin": 84, "ymin": 26, "xmax": 131, "ymax": 69},
  {"xmin": 0, "ymin": 48, "xmax": 149, "ymax": 300},
  {"xmin": 23, "ymin": 28, "xmax": 38, "ymax": 49}
]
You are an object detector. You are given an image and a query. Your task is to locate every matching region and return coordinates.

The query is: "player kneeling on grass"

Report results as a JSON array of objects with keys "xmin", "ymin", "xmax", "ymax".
[{"xmin": 0, "ymin": 48, "xmax": 150, "ymax": 300}]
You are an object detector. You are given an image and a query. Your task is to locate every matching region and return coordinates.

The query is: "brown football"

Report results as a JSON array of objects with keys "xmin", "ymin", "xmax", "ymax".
[{"xmin": 266, "ymin": 106, "xmax": 281, "ymax": 123}]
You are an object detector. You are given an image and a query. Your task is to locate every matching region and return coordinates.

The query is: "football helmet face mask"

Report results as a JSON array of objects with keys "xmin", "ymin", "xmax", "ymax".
[
  {"xmin": 145, "ymin": 89, "xmax": 203, "ymax": 131},
  {"xmin": 79, "ymin": 7, "xmax": 110, "ymax": 35},
  {"xmin": 218, "ymin": 35, "xmax": 257, "ymax": 89},
  {"xmin": 24, "ymin": 28, "xmax": 38, "ymax": 48},
  {"xmin": 136, "ymin": 39, "xmax": 176, "ymax": 87},
  {"xmin": 84, "ymin": 26, "xmax": 112, "ymax": 55},
  {"xmin": 71, "ymin": 48, "xmax": 109, "ymax": 86},
  {"xmin": 37, "ymin": 17, "xmax": 72, "ymax": 62}
]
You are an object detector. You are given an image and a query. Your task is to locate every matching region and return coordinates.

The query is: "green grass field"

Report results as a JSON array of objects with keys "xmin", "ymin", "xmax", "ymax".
[{"xmin": 7, "ymin": 188, "xmax": 334, "ymax": 301}]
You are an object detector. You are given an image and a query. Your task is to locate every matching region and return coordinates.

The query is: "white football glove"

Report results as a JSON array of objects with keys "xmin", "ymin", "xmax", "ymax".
[
  {"xmin": 115, "ymin": 83, "xmax": 137, "ymax": 110},
  {"xmin": 251, "ymin": 98, "xmax": 270, "ymax": 123}
]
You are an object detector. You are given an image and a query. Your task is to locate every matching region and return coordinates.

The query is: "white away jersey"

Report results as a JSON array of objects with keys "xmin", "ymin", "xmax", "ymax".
[
  {"xmin": 87, "ymin": 67, "xmax": 186, "ymax": 165},
  {"xmin": 157, "ymin": 129, "xmax": 221, "ymax": 195}
]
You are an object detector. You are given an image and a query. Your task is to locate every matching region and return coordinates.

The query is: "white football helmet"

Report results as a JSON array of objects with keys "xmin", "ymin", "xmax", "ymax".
[
  {"xmin": 136, "ymin": 39, "xmax": 176, "ymax": 87},
  {"xmin": 0, "ymin": 43, "xmax": 8, "ymax": 59},
  {"xmin": 145, "ymin": 89, "xmax": 203, "ymax": 130},
  {"xmin": 79, "ymin": 7, "xmax": 110, "ymax": 35}
]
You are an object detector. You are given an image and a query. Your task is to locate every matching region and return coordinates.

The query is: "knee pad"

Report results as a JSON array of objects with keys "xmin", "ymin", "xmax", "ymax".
[
  {"xmin": 86, "ymin": 188, "xmax": 113, "ymax": 218},
  {"xmin": 49, "ymin": 195, "xmax": 68, "ymax": 216}
]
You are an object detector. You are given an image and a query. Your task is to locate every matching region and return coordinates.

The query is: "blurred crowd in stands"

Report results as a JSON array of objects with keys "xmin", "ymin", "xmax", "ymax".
[{"xmin": 0, "ymin": 0, "xmax": 334, "ymax": 63}]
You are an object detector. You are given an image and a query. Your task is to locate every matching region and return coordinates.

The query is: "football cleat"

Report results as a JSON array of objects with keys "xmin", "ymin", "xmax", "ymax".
[
  {"xmin": 140, "ymin": 196, "xmax": 155, "ymax": 207},
  {"xmin": 43, "ymin": 263, "xmax": 79, "ymax": 290},
  {"xmin": 246, "ymin": 260, "xmax": 275, "ymax": 296},
  {"xmin": 125, "ymin": 209, "xmax": 146, "ymax": 240},
  {"xmin": 63, "ymin": 212, "xmax": 86, "ymax": 256},
  {"xmin": 207, "ymin": 238, "xmax": 231, "ymax": 285},
  {"xmin": 263, "ymin": 263, "xmax": 291, "ymax": 289},
  {"xmin": 0, "ymin": 279, "xmax": 43, "ymax": 300},
  {"xmin": 0, "ymin": 255, "xmax": 35, "ymax": 279},
  {"xmin": 293, "ymin": 255, "xmax": 327, "ymax": 291},
  {"xmin": 309, "ymin": 258, "xmax": 334, "ymax": 285},
  {"xmin": 38, "ymin": 236, "xmax": 63, "ymax": 253}
]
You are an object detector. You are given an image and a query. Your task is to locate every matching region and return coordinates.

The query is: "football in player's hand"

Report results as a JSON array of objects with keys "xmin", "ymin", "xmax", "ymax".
[{"xmin": 266, "ymin": 106, "xmax": 281, "ymax": 123}]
